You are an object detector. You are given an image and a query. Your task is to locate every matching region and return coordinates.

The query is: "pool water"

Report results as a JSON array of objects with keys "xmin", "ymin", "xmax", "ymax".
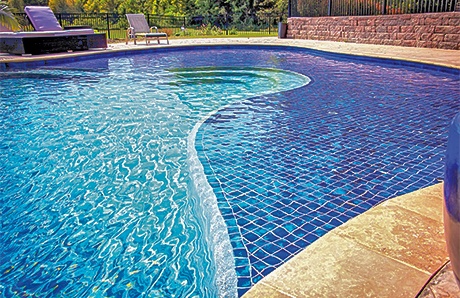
[
  {"xmin": 1, "ymin": 46, "xmax": 459, "ymax": 297},
  {"xmin": 195, "ymin": 49, "xmax": 459, "ymax": 295},
  {"xmin": 0, "ymin": 51, "xmax": 308, "ymax": 297}
]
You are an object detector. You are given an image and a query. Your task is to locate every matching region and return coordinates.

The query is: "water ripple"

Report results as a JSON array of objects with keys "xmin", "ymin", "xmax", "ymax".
[{"xmin": 0, "ymin": 54, "xmax": 308, "ymax": 297}]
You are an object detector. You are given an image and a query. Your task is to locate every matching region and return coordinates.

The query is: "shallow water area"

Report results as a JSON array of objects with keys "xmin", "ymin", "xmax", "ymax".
[{"xmin": 0, "ymin": 49, "xmax": 308, "ymax": 297}]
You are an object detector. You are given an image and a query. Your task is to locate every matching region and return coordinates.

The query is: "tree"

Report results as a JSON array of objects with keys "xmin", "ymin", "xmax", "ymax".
[
  {"xmin": 3, "ymin": 0, "xmax": 288, "ymax": 17},
  {"xmin": 0, "ymin": 1, "xmax": 20, "ymax": 30},
  {"xmin": 49, "ymin": 0, "xmax": 70, "ymax": 13},
  {"xmin": 194, "ymin": 0, "xmax": 223, "ymax": 15},
  {"xmin": 82, "ymin": 0, "xmax": 120, "ymax": 12},
  {"xmin": 256, "ymin": 0, "xmax": 287, "ymax": 15},
  {"xmin": 7, "ymin": 0, "xmax": 23, "ymax": 13},
  {"xmin": 117, "ymin": 0, "xmax": 146, "ymax": 13},
  {"xmin": 23, "ymin": 0, "xmax": 47, "ymax": 6}
]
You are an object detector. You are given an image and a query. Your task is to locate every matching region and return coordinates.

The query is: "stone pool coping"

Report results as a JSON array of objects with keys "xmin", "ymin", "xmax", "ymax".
[
  {"xmin": 243, "ymin": 183, "xmax": 457, "ymax": 298},
  {"xmin": 1, "ymin": 37, "xmax": 458, "ymax": 297}
]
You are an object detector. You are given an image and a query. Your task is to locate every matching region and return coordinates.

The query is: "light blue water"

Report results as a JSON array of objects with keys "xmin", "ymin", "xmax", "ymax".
[
  {"xmin": 0, "ymin": 52, "xmax": 309, "ymax": 297},
  {"xmin": 1, "ymin": 47, "xmax": 458, "ymax": 298}
]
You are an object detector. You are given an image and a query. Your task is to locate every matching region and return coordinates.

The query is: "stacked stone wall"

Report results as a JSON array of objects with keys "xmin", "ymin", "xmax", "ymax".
[{"xmin": 287, "ymin": 12, "xmax": 460, "ymax": 50}]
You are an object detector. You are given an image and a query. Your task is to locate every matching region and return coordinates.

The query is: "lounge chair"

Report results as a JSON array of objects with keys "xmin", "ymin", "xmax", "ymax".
[
  {"xmin": 0, "ymin": 6, "xmax": 107, "ymax": 55},
  {"xmin": 25, "ymin": 6, "xmax": 107, "ymax": 48},
  {"xmin": 24, "ymin": 6, "xmax": 94, "ymax": 33},
  {"xmin": 126, "ymin": 14, "xmax": 169, "ymax": 45}
]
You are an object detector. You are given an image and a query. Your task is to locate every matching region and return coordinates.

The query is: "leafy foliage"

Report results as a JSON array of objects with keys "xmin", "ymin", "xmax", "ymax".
[
  {"xmin": 7, "ymin": 0, "xmax": 287, "ymax": 16},
  {"xmin": 0, "ymin": 1, "xmax": 20, "ymax": 30}
]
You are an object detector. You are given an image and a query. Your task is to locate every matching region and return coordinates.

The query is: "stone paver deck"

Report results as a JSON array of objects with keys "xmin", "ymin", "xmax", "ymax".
[
  {"xmin": 243, "ymin": 183, "xmax": 459, "ymax": 298},
  {"xmin": 1, "ymin": 37, "xmax": 459, "ymax": 297}
]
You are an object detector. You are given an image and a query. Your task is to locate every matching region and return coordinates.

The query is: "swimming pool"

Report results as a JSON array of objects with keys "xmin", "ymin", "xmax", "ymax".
[{"xmin": 0, "ymin": 46, "xmax": 459, "ymax": 297}]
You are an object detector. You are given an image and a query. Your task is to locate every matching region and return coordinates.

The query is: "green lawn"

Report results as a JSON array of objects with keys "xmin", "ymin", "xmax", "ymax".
[{"xmin": 103, "ymin": 28, "xmax": 278, "ymax": 41}]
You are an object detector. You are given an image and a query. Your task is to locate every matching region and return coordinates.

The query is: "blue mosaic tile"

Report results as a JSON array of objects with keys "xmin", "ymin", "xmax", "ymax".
[
  {"xmin": 237, "ymin": 278, "xmax": 251, "ymax": 288},
  {"xmin": 195, "ymin": 48, "xmax": 459, "ymax": 296},
  {"xmin": 237, "ymin": 288, "xmax": 249, "ymax": 297},
  {"xmin": 235, "ymin": 265, "xmax": 250, "ymax": 276}
]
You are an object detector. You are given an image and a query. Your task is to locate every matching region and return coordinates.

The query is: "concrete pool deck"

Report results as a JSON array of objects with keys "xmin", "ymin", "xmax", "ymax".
[{"xmin": 0, "ymin": 37, "xmax": 459, "ymax": 297}]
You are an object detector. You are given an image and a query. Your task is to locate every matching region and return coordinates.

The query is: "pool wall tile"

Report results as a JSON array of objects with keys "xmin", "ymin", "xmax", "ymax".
[{"xmin": 194, "ymin": 46, "xmax": 459, "ymax": 293}]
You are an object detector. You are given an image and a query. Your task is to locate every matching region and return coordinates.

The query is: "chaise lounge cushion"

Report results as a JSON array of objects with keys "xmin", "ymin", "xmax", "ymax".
[
  {"xmin": 24, "ymin": 6, "xmax": 63, "ymax": 31},
  {"xmin": 0, "ymin": 30, "xmax": 96, "ymax": 38},
  {"xmin": 126, "ymin": 14, "xmax": 151, "ymax": 33},
  {"xmin": 24, "ymin": 6, "xmax": 95, "ymax": 35},
  {"xmin": 125, "ymin": 13, "xmax": 169, "ymax": 45}
]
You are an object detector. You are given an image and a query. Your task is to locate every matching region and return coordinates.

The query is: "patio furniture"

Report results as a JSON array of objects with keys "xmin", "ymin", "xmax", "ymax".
[
  {"xmin": 0, "ymin": 6, "xmax": 107, "ymax": 55},
  {"xmin": 25, "ymin": 6, "xmax": 107, "ymax": 49},
  {"xmin": 0, "ymin": 31, "xmax": 94, "ymax": 55},
  {"xmin": 126, "ymin": 14, "xmax": 169, "ymax": 45}
]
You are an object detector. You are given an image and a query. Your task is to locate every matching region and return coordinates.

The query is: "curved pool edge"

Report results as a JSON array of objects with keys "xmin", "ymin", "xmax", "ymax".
[
  {"xmin": 185, "ymin": 66, "xmax": 311, "ymax": 296},
  {"xmin": 2, "ymin": 39, "xmax": 458, "ymax": 297},
  {"xmin": 242, "ymin": 183, "xmax": 454, "ymax": 297},
  {"xmin": 1, "ymin": 39, "xmax": 460, "ymax": 73},
  {"xmin": 187, "ymin": 110, "xmax": 239, "ymax": 298}
]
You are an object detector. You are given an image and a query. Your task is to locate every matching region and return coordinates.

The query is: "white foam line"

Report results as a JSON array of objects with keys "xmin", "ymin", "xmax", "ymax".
[
  {"xmin": 186, "ymin": 69, "xmax": 311, "ymax": 296},
  {"xmin": 187, "ymin": 105, "xmax": 241, "ymax": 298}
]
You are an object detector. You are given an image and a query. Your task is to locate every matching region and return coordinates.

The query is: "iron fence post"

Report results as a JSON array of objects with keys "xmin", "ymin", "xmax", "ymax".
[
  {"xmin": 106, "ymin": 13, "xmax": 110, "ymax": 39},
  {"xmin": 58, "ymin": 13, "xmax": 62, "ymax": 27},
  {"xmin": 269, "ymin": 16, "xmax": 271, "ymax": 34},
  {"xmin": 288, "ymin": 0, "xmax": 292, "ymax": 17},
  {"xmin": 382, "ymin": 0, "xmax": 387, "ymax": 14},
  {"xmin": 328, "ymin": 0, "xmax": 333, "ymax": 15}
]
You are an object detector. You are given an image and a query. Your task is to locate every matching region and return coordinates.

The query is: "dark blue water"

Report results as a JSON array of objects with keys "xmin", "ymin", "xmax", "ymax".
[{"xmin": 194, "ymin": 47, "xmax": 460, "ymax": 295}]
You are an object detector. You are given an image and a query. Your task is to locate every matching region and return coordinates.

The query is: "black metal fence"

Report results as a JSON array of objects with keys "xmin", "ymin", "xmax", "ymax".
[
  {"xmin": 289, "ymin": 0, "xmax": 459, "ymax": 16},
  {"xmin": 14, "ymin": 13, "xmax": 287, "ymax": 39}
]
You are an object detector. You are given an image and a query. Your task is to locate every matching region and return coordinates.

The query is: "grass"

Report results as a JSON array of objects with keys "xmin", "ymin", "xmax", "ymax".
[
  {"xmin": 107, "ymin": 33, "xmax": 278, "ymax": 44},
  {"xmin": 101, "ymin": 28, "xmax": 278, "ymax": 41},
  {"xmin": 171, "ymin": 33, "xmax": 278, "ymax": 39}
]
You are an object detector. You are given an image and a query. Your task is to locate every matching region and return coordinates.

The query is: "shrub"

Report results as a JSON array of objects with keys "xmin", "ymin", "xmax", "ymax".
[
  {"xmin": 229, "ymin": 27, "xmax": 238, "ymax": 35},
  {"xmin": 160, "ymin": 28, "xmax": 173, "ymax": 36}
]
